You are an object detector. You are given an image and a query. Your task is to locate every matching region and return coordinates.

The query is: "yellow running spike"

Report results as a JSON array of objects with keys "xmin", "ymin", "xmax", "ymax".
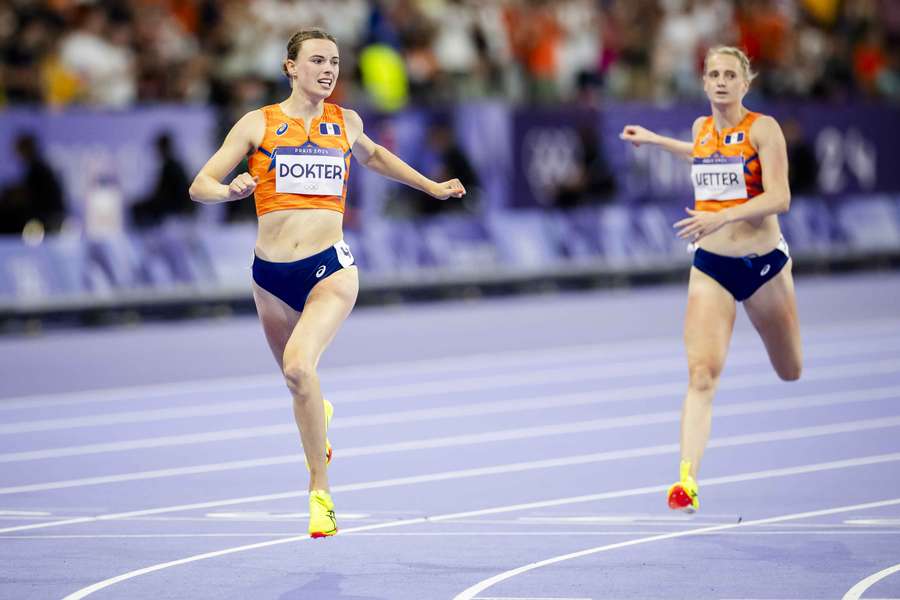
[
  {"xmin": 667, "ymin": 459, "xmax": 700, "ymax": 513},
  {"xmin": 308, "ymin": 489, "xmax": 337, "ymax": 538}
]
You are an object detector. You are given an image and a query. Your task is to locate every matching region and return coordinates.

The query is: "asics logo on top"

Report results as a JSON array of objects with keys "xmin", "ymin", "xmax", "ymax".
[{"xmin": 276, "ymin": 123, "xmax": 289, "ymax": 136}]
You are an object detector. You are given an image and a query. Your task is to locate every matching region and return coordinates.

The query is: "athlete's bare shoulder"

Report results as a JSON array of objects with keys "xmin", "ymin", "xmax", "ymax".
[
  {"xmin": 749, "ymin": 114, "xmax": 784, "ymax": 149},
  {"xmin": 691, "ymin": 115, "xmax": 708, "ymax": 141},
  {"xmin": 339, "ymin": 107, "xmax": 365, "ymax": 146},
  {"xmin": 228, "ymin": 109, "xmax": 267, "ymax": 153},
  {"xmin": 235, "ymin": 108, "xmax": 266, "ymax": 129}
]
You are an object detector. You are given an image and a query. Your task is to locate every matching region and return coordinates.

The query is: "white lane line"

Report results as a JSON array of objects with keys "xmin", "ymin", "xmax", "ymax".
[
  {"xmin": 0, "ymin": 510, "xmax": 51, "ymax": 516},
  {"xmin": 845, "ymin": 519, "xmax": 900, "ymax": 525},
  {"xmin": 2, "ymin": 380, "xmax": 898, "ymax": 463},
  {"xmin": 474, "ymin": 597, "xmax": 593, "ymax": 600},
  {"xmin": 0, "ymin": 374, "xmax": 281, "ymax": 412},
  {"xmin": 6, "ymin": 316, "xmax": 898, "ymax": 412},
  {"xmin": 0, "ymin": 425, "xmax": 295, "ymax": 463},
  {"xmin": 0, "ymin": 337, "xmax": 682, "ymax": 411},
  {"xmin": 313, "ymin": 531, "xmax": 900, "ymax": 537},
  {"xmin": 2, "ymin": 414, "xmax": 899, "ymax": 536},
  {"xmin": 2, "ymin": 383, "xmax": 898, "ymax": 497},
  {"xmin": 58, "ymin": 456, "xmax": 900, "ymax": 600},
  {"xmin": 3, "ymin": 343, "xmax": 899, "ymax": 436},
  {"xmin": 452, "ymin": 498, "xmax": 900, "ymax": 600},
  {"xmin": 842, "ymin": 562, "xmax": 900, "ymax": 600},
  {"xmin": 8, "ymin": 530, "xmax": 900, "ymax": 540},
  {"xmin": 0, "ymin": 533, "xmax": 349, "ymax": 540}
]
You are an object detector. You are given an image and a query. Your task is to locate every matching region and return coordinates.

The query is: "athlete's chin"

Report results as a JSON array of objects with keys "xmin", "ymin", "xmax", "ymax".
[
  {"xmin": 303, "ymin": 87, "xmax": 333, "ymax": 101},
  {"xmin": 709, "ymin": 94, "xmax": 734, "ymax": 106}
]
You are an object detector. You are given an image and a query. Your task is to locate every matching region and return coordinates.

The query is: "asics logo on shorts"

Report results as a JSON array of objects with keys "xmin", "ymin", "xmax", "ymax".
[
  {"xmin": 760, "ymin": 264, "xmax": 771, "ymax": 276},
  {"xmin": 316, "ymin": 265, "xmax": 327, "ymax": 278}
]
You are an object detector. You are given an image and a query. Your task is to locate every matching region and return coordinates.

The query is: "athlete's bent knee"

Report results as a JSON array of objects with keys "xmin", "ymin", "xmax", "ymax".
[
  {"xmin": 688, "ymin": 363, "xmax": 720, "ymax": 394},
  {"xmin": 283, "ymin": 360, "xmax": 317, "ymax": 399}
]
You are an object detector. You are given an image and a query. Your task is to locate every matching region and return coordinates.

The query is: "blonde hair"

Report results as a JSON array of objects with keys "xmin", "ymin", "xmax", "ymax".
[
  {"xmin": 282, "ymin": 29, "xmax": 338, "ymax": 79},
  {"xmin": 703, "ymin": 46, "xmax": 757, "ymax": 82}
]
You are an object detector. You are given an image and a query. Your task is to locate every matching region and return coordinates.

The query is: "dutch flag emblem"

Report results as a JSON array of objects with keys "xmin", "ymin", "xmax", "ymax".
[
  {"xmin": 724, "ymin": 132, "xmax": 745, "ymax": 145},
  {"xmin": 319, "ymin": 122, "xmax": 342, "ymax": 136}
]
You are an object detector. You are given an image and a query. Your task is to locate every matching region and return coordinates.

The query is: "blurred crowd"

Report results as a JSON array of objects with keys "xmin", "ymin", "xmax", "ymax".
[{"xmin": 2, "ymin": 0, "xmax": 899, "ymax": 112}]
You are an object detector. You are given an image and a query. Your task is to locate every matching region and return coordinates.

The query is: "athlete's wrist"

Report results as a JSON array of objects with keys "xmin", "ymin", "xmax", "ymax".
[
  {"xmin": 425, "ymin": 180, "xmax": 441, "ymax": 198},
  {"xmin": 720, "ymin": 207, "xmax": 737, "ymax": 224}
]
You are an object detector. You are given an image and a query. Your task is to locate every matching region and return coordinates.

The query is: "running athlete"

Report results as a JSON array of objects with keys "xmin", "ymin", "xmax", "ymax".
[
  {"xmin": 189, "ymin": 29, "xmax": 465, "ymax": 537},
  {"xmin": 619, "ymin": 46, "xmax": 802, "ymax": 512}
]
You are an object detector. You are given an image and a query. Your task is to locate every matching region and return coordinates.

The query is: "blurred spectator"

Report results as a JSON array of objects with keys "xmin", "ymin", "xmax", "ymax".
[
  {"xmin": 408, "ymin": 121, "xmax": 479, "ymax": 217},
  {"xmin": 552, "ymin": 122, "xmax": 616, "ymax": 210},
  {"xmin": 3, "ymin": 11, "xmax": 54, "ymax": 103},
  {"xmin": 783, "ymin": 118, "xmax": 818, "ymax": 196},
  {"xmin": 875, "ymin": 44, "xmax": 900, "ymax": 101},
  {"xmin": 0, "ymin": 0, "xmax": 897, "ymax": 107},
  {"xmin": 853, "ymin": 24, "xmax": 889, "ymax": 95},
  {"xmin": 812, "ymin": 33, "xmax": 854, "ymax": 101},
  {"xmin": 0, "ymin": 133, "xmax": 65, "ymax": 235},
  {"xmin": 130, "ymin": 133, "xmax": 195, "ymax": 229},
  {"xmin": 58, "ymin": 5, "xmax": 136, "ymax": 107}
]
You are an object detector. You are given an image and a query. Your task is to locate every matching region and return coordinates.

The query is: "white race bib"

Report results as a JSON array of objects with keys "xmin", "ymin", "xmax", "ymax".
[
  {"xmin": 692, "ymin": 155, "xmax": 746, "ymax": 201},
  {"xmin": 334, "ymin": 240, "xmax": 355, "ymax": 268},
  {"xmin": 275, "ymin": 145, "xmax": 345, "ymax": 196}
]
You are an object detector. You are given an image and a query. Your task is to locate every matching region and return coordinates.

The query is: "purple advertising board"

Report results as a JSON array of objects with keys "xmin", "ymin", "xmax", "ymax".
[
  {"xmin": 0, "ymin": 107, "xmax": 217, "ymax": 216},
  {"xmin": 511, "ymin": 102, "xmax": 900, "ymax": 208}
]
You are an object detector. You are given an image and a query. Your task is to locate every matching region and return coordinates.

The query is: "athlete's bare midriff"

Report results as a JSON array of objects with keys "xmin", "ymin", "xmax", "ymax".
[
  {"xmin": 696, "ymin": 212, "xmax": 782, "ymax": 257},
  {"xmin": 255, "ymin": 208, "xmax": 344, "ymax": 262}
]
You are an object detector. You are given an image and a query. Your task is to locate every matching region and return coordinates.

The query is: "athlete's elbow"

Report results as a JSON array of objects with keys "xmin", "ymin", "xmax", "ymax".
[
  {"xmin": 362, "ymin": 145, "xmax": 386, "ymax": 170},
  {"xmin": 776, "ymin": 191, "xmax": 791, "ymax": 214},
  {"xmin": 188, "ymin": 181, "xmax": 201, "ymax": 203},
  {"xmin": 188, "ymin": 178, "xmax": 213, "ymax": 204}
]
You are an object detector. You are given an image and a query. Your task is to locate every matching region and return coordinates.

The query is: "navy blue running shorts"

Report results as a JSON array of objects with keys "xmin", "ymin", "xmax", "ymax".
[
  {"xmin": 252, "ymin": 240, "xmax": 355, "ymax": 311},
  {"xmin": 692, "ymin": 238, "xmax": 790, "ymax": 302}
]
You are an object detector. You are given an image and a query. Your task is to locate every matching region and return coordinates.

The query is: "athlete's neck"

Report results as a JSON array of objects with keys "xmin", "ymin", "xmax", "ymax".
[
  {"xmin": 280, "ymin": 94, "xmax": 325, "ymax": 124},
  {"xmin": 710, "ymin": 103, "xmax": 747, "ymax": 132}
]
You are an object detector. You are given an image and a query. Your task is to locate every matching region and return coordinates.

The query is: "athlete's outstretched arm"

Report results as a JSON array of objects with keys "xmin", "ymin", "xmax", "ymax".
[
  {"xmin": 189, "ymin": 110, "xmax": 265, "ymax": 204},
  {"xmin": 619, "ymin": 117, "xmax": 705, "ymax": 162},
  {"xmin": 342, "ymin": 109, "xmax": 465, "ymax": 200},
  {"xmin": 673, "ymin": 116, "xmax": 790, "ymax": 241}
]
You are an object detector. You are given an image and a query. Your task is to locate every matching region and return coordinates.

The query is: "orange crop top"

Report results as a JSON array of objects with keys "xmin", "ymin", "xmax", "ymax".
[
  {"xmin": 691, "ymin": 111, "xmax": 764, "ymax": 212},
  {"xmin": 248, "ymin": 102, "xmax": 351, "ymax": 217}
]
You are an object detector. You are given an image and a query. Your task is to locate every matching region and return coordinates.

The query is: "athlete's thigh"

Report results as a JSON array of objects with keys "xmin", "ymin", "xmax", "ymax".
[
  {"xmin": 252, "ymin": 280, "xmax": 301, "ymax": 368},
  {"xmin": 283, "ymin": 266, "xmax": 360, "ymax": 369},
  {"xmin": 743, "ymin": 261, "xmax": 802, "ymax": 378},
  {"xmin": 684, "ymin": 267, "xmax": 737, "ymax": 371}
]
